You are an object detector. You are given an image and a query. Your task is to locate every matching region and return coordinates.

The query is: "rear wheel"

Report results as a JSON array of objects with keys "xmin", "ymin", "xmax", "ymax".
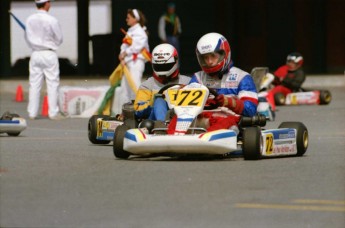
[
  {"xmin": 88, "ymin": 115, "xmax": 110, "ymax": 144},
  {"xmin": 274, "ymin": 93, "xmax": 285, "ymax": 106},
  {"xmin": 113, "ymin": 125, "xmax": 131, "ymax": 159},
  {"xmin": 319, "ymin": 90, "xmax": 332, "ymax": 105},
  {"xmin": 243, "ymin": 126, "xmax": 263, "ymax": 160},
  {"xmin": 278, "ymin": 122, "xmax": 308, "ymax": 156},
  {"xmin": 7, "ymin": 132, "xmax": 20, "ymax": 136}
]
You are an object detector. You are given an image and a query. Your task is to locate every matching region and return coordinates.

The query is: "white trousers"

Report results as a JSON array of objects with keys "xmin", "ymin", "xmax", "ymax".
[
  {"xmin": 120, "ymin": 60, "xmax": 145, "ymax": 106},
  {"xmin": 27, "ymin": 50, "xmax": 60, "ymax": 118}
]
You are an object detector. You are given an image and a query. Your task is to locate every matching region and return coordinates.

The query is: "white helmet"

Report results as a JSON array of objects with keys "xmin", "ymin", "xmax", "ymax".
[
  {"xmin": 286, "ymin": 52, "xmax": 304, "ymax": 67},
  {"xmin": 196, "ymin": 32, "xmax": 231, "ymax": 76},
  {"xmin": 152, "ymin": 43, "xmax": 179, "ymax": 84}
]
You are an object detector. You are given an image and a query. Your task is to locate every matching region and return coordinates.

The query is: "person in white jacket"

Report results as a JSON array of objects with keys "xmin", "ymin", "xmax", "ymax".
[
  {"xmin": 25, "ymin": 0, "xmax": 63, "ymax": 120},
  {"xmin": 118, "ymin": 9, "xmax": 150, "ymax": 107}
]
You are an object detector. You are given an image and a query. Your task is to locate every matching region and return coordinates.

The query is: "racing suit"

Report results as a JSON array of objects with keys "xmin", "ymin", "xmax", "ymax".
[
  {"xmin": 266, "ymin": 65, "xmax": 305, "ymax": 111},
  {"xmin": 134, "ymin": 75, "xmax": 191, "ymax": 121},
  {"xmin": 168, "ymin": 63, "xmax": 258, "ymax": 133},
  {"xmin": 25, "ymin": 9, "xmax": 63, "ymax": 119},
  {"xmin": 120, "ymin": 23, "xmax": 150, "ymax": 105}
]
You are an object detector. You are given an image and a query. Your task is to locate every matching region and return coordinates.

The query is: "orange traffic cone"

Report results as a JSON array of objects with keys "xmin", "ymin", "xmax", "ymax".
[
  {"xmin": 41, "ymin": 96, "xmax": 49, "ymax": 117},
  {"xmin": 15, "ymin": 85, "xmax": 24, "ymax": 102}
]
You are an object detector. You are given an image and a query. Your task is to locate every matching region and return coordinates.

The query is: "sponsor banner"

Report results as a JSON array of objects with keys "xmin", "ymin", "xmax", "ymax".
[{"xmin": 59, "ymin": 86, "xmax": 109, "ymax": 118}]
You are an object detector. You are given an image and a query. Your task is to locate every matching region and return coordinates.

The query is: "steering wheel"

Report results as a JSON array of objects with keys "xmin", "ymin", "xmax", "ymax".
[{"xmin": 157, "ymin": 83, "xmax": 184, "ymax": 95}]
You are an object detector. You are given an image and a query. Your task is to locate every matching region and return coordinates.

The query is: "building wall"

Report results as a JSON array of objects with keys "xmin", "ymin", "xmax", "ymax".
[
  {"xmin": 10, "ymin": 0, "xmax": 112, "ymax": 65},
  {"xmin": 5, "ymin": 0, "xmax": 345, "ymax": 76}
]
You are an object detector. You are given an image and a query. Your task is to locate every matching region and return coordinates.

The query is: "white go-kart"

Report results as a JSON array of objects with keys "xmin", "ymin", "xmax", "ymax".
[
  {"xmin": 0, "ymin": 111, "xmax": 27, "ymax": 136},
  {"xmin": 113, "ymin": 83, "xmax": 308, "ymax": 160}
]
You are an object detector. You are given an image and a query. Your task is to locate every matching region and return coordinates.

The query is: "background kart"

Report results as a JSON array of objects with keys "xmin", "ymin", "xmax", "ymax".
[
  {"xmin": 113, "ymin": 83, "xmax": 309, "ymax": 160},
  {"xmin": 87, "ymin": 103, "xmax": 137, "ymax": 144},
  {"xmin": 0, "ymin": 111, "xmax": 27, "ymax": 136},
  {"xmin": 274, "ymin": 88, "xmax": 332, "ymax": 106},
  {"xmin": 252, "ymin": 67, "xmax": 332, "ymax": 107}
]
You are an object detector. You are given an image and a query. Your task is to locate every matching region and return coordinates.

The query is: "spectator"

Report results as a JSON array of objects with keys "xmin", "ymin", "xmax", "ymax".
[
  {"xmin": 119, "ymin": 9, "xmax": 150, "ymax": 107},
  {"xmin": 158, "ymin": 2, "xmax": 182, "ymax": 55},
  {"xmin": 25, "ymin": 0, "xmax": 64, "ymax": 120},
  {"xmin": 134, "ymin": 43, "xmax": 190, "ymax": 121}
]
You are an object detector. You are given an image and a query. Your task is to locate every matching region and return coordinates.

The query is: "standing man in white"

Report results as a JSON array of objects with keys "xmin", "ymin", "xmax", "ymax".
[{"xmin": 25, "ymin": 0, "xmax": 63, "ymax": 120}]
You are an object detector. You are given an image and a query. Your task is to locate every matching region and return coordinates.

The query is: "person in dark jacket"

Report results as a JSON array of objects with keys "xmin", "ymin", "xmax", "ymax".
[
  {"xmin": 266, "ymin": 52, "xmax": 306, "ymax": 111},
  {"xmin": 158, "ymin": 2, "xmax": 182, "ymax": 54}
]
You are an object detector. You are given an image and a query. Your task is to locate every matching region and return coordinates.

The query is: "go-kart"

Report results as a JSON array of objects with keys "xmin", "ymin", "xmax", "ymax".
[
  {"xmin": 113, "ymin": 83, "xmax": 309, "ymax": 160},
  {"xmin": 0, "ymin": 111, "xmax": 27, "ymax": 136},
  {"xmin": 88, "ymin": 103, "xmax": 137, "ymax": 144},
  {"xmin": 252, "ymin": 67, "xmax": 332, "ymax": 107}
]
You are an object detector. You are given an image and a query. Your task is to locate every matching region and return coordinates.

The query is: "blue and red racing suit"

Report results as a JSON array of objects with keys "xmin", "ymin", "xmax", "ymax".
[{"xmin": 168, "ymin": 63, "xmax": 258, "ymax": 133}]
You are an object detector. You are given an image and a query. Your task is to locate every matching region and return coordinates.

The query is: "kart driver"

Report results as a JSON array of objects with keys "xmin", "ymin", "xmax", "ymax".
[
  {"xmin": 167, "ymin": 32, "xmax": 258, "ymax": 133},
  {"xmin": 266, "ymin": 52, "xmax": 306, "ymax": 111},
  {"xmin": 134, "ymin": 43, "xmax": 190, "ymax": 121}
]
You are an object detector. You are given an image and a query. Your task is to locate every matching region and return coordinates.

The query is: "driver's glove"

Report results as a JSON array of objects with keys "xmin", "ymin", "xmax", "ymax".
[
  {"xmin": 215, "ymin": 94, "xmax": 244, "ymax": 114},
  {"xmin": 205, "ymin": 98, "xmax": 218, "ymax": 109}
]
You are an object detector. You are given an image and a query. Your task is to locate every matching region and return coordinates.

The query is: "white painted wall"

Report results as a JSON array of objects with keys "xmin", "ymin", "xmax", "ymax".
[{"xmin": 10, "ymin": 0, "xmax": 111, "ymax": 65}]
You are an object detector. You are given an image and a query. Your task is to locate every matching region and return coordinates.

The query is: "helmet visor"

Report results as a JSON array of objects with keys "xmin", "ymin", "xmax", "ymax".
[
  {"xmin": 197, "ymin": 50, "xmax": 225, "ymax": 68},
  {"xmin": 152, "ymin": 62, "xmax": 176, "ymax": 73}
]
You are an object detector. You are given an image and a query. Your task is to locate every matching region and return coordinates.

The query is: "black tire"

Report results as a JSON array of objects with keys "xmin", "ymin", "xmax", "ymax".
[
  {"xmin": 319, "ymin": 90, "xmax": 332, "ymax": 105},
  {"xmin": 274, "ymin": 93, "xmax": 285, "ymax": 106},
  {"xmin": 7, "ymin": 132, "xmax": 20, "ymax": 136},
  {"xmin": 278, "ymin": 122, "xmax": 308, "ymax": 156},
  {"xmin": 243, "ymin": 126, "xmax": 262, "ymax": 160},
  {"xmin": 113, "ymin": 125, "xmax": 131, "ymax": 159},
  {"xmin": 88, "ymin": 115, "xmax": 111, "ymax": 144}
]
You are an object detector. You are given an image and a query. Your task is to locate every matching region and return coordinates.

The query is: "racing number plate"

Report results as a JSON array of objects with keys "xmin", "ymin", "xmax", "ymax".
[
  {"xmin": 97, "ymin": 119, "xmax": 103, "ymax": 137},
  {"xmin": 174, "ymin": 89, "xmax": 207, "ymax": 107},
  {"xmin": 290, "ymin": 94, "xmax": 297, "ymax": 104},
  {"xmin": 265, "ymin": 133, "xmax": 274, "ymax": 155},
  {"xmin": 166, "ymin": 89, "xmax": 178, "ymax": 106}
]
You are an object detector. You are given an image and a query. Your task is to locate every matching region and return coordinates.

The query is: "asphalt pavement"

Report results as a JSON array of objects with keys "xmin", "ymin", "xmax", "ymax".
[{"xmin": 0, "ymin": 76, "xmax": 344, "ymax": 228}]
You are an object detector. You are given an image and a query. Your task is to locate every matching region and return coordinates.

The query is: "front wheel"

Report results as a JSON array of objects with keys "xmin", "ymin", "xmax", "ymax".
[
  {"xmin": 319, "ymin": 90, "xmax": 332, "ymax": 105},
  {"xmin": 113, "ymin": 125, "xmax": 131, "ymax": 159},
  {"xmin": 88, "ymin": 115, "xmax": 111, "ymax": 144},
  {"xmin": 7, "ymin": 132, "xmax": 20, "ymax": 136},
  {"xmin": 278, "ymin": 122, "xmax": 308, "ymax": 156},
  {"xmin": 242, "ymin": 126, "xmax": 263, "ymax": 160}
]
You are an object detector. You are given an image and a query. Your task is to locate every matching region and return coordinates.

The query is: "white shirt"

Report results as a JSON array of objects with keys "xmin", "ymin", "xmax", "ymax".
[
  {"xmin": 25, "ymin": 10, "xmax": 63, "ymax": 51},
  {"xmin": 120, "ymin": 23, "xmax": 149, "ymax": 62}
]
